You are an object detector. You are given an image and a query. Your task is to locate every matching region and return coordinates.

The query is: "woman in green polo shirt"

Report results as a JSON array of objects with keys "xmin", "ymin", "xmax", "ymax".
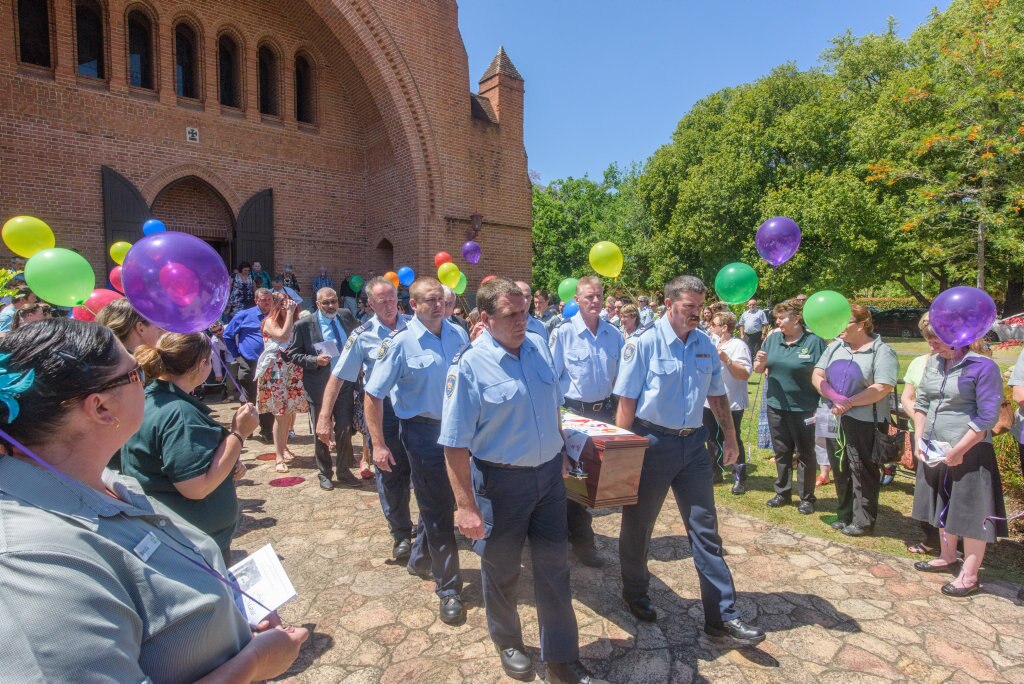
[
  {"xmin": 753, "ymin": 298, "xmax": 827, "ymax": 514},
  {"xmin": 121, "ymin": 333, "xmax": 259, "ymax": 559},
  {"xmin": 811, "ymin": 305, "xmax": 898, "ymax": 537}
]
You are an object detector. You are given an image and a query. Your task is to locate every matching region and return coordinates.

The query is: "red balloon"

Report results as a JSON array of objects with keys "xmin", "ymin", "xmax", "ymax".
[
  {"xmin": 434, "ymin": 251, "xmax": 453, "ymax": 268},
  {"xmin": 481, "ymin": 275, "xmax": 497, "ymax": 284},
  {"xmin": 72, "ymin": 288, "xmax": 123, "ymax": 322},
  {"xmin": 109, "ymin": 266, "xmax": 124, "ymax": 294}
]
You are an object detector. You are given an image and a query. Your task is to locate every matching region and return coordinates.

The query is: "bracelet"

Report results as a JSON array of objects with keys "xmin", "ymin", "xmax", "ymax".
[{"xmin": 228, "ymin": 430, "xmax": 245, "ymax": 445}]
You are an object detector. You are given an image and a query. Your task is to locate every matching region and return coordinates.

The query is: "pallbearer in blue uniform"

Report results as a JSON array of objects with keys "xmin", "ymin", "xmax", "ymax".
[
  {"xmin": 441, "ymin": 278, "xmax": 607, "ymax": 684},
  {"xmin": 516, "ymin": 280, "xmax": 552, "ymax": 343},
  {"xmin": 364, "ymin": 277, "xmax": 469, "ymax": 624},
  {"xmin": 316, "ymin": 276, "xmax": 421, "ymax": 567},
  {"xmin": 547, "ymin": 275, "xmax": 623, "ymax": 567},
  {"xmin": 613, "ymin": 275, "xmax": 765, "ymax": 647}
]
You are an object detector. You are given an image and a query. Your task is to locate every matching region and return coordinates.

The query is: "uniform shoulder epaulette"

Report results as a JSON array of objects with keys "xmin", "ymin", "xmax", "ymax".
[
  {"xmin": 630, "ymin": 322, "xmax": 655, "ymax": 339},
  {"xmin": 353, "ymin": 321, "xmax": 373, "ymax": 336},
  {"xmin": 450, "ymin": 349, "xmax": 465, "ymax": 366},
  {"xmin": 387, "ymin": 327, "xmax": 406, "ymax": 339}
]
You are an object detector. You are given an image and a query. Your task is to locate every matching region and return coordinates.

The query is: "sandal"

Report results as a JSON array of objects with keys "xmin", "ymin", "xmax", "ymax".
[
  {"xmin": 907, "ymin": 543, "xmax": 934, "ymax": 554},
  {"xmin": 360, "ymin": 465, "xmax": 373, "ymax": 479},
  {"xmin": 283, "ymin": 449, "xmax": 297, "ymax": 462},
  {"xmin": 815, "ymin": 474, "xmax": 830, "ymax": 486},
  {"xmin": 275, "ymin": 461, "xmax": 289, "ymax": 473}
]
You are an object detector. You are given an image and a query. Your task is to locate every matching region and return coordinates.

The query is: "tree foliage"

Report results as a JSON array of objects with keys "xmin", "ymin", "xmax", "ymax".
[{"xmin": 532, "ymin": 0, "xmax": 1024, "ymax": 306}]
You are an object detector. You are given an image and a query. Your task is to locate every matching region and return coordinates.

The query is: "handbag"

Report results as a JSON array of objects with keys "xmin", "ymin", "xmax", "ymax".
[
  {"xmin": 992, "ymin": 399, "xmax": 1014, "ymax": 436},
  {"xmin": 868, "ymin": 349, "xmax": 906, "ymax": 465}
]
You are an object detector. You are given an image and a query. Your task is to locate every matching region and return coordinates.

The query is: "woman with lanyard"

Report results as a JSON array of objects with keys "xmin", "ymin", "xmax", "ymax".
[
  {"xmin": 811, "ymin": 305, "xmax": 898, "ymax": 536},
  {"xmin": 0, "ymin": 319, "xmax": 306, "ymax": 681},
  {"xmin": 121, "ymin": 332, "xmax": 257, "ymax": 560},
  {"xmin": 753, "ymin": 298, "xmax": 828, "ymax": 513},
  {"xmin": 911, "ymin": 317, "xmax": 1006, "ymax": 596}
]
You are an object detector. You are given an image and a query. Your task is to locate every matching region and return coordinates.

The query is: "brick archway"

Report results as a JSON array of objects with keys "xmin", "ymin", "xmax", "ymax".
[
  {"xmin": 141, "ymin": 163, "xmax": 243, "ymax": 216},
  {"xmin": 150, "ymin": 177, "xmax": 235, "ymax": 265}
]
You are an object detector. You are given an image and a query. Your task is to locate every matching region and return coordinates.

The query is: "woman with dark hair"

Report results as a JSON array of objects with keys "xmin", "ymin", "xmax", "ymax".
[
  {"xmin": 0, "ymin": 320, "xmax": 306, "ymax": 681},
  {"xmin": 911, "ymin": 318, "xmax": 1006, "ymax": 596},
  {"xmin": 811, "ymin": 304, "xmax": 898, "ymax": 536},
  {"xmin": 121, "ymin": 332, "xmax": 259, "ymax": 559},
  {"xmin": 230, "ymin": 261, "xmax": 256, "ymax": 317},
  {"xmin": 753, "ymin": 298, "xmax": 827, "ymax": 513}
]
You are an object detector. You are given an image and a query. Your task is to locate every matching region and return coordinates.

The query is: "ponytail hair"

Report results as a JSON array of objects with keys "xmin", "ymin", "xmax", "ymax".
[{"xmin": 135, "ymin": 333, "xmax": 210, "ymax": 379}]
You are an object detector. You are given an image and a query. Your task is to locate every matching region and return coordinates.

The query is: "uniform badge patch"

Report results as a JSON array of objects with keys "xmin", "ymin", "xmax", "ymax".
[
  {"xmin": 445, "ymin": 373, "xmax": 457, "ymax": 397},
  {"xmin": 623, "ymin": 343, "xmax": 637, "ymax": 362},
  {"xmin": 377, "ymin": 339, "xmax": 391, "ymax": 359},
  {"xmin": 344, "ymin": 335, "xmax": 356, "ymax": 350}
]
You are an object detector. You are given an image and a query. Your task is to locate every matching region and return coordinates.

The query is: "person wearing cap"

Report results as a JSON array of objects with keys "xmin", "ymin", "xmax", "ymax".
[
  {"xmin": 280, "ymin": 264, "xmax": 300, "ymax": 295},
  {"xmin": 363, "ymin": 278, "xmax": 469, "ymax": 624},
  {"xmin": 613, "ymin": 275, "xmax": 765, "ymax": 647}
]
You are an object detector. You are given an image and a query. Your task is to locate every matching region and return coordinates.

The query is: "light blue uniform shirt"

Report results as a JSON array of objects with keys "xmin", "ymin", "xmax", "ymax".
[
  {"xmin": 439, "ymin": 330, "xmax": 564, "ymax": 466},
  {"xmin": 333, "ymin": 314, "xmax": 410, "ymax": 384},
  {"xmin": 364, "ymin": 315, "xmax": 469, "ymax": 420},
  {"xmin": 613, "ymin": 315, "xmax": 726, "ymax": 429},
  {"xmin": 527, "ymin": 314, "xmax": 549, "ymax": 342},
  {"xmin": 549, "ymin": 315, "xmax": 624, "ymax": 401},
  {"xmin": 316, "ymin": 311, "xmax": 347, "ymax": 373},
  {"xmin": 638, "ymin": 306, "xmax": 655, "ymax": 327}
]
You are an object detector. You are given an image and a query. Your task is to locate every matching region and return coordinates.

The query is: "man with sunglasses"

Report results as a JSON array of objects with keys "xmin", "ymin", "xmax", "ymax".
[{"xmin": 363, "ymin": 278, "xmax": 469, "ymax": 625}]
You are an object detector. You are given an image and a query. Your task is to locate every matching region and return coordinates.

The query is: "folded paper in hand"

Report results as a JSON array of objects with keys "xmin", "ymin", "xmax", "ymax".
[
  {"xmin": 918, "ymin": 438, "xmax": 951, "ymax": 467},
  {"xmin": 228, "ymin": 544, "xmax": 297, "ymax": 625},
  {"xmin": 314, "ymin": 340, "xmax": 340, "ymax": 358}
]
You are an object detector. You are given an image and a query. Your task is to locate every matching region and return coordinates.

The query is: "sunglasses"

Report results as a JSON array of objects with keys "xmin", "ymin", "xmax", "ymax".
[{"xmin": 94, "ymin": 364, "xmax": 146, "ymax": 393}]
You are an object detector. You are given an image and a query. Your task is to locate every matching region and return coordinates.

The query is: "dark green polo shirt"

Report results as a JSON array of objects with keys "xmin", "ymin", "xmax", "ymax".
[
  {"xmin": 762, "ymin": 330, "xmax": 828, "ymax": 412},
  {"xmin": 120, "ymin": 380, "xmax": 238, "ymax": 553}
]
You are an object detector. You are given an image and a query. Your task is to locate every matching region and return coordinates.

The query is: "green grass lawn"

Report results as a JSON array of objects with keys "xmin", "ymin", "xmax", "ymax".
[{"xmin": 730, "ymin": 337, "xmax": 1024, "ymax": 584}]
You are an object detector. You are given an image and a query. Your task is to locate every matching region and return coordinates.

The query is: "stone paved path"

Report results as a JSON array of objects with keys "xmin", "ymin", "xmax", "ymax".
[{"xmin": 217, "ymin": 404, "xmax": 1024, "ymax": 683}]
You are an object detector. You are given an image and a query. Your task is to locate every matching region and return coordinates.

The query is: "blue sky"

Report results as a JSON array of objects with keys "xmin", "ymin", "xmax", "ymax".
[{"xmin": 458, "ymin": 1, "xmax": 951, "ymax": 184}]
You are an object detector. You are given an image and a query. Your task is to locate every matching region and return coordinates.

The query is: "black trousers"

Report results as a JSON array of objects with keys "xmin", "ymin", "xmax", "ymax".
[
  {"xmin": 309, "ymin": 380, "xmax": 355, "ymax": 479},
  {"xmin": 701, "ymin": 407, "xmax": 746, "ymax": 481},
  {"xmin": 825, "ymin": 416, "xmax": 882, "ymax": 528},
  {"xmin": 767, "ymin": 406, "xmax": 817, "ymax": 502},
  {"xmin": 564, "ymin": 401, "xmax": 614, "ymax": 551},
  {"xmin": 235, "ymin": 356, "xmax": 274, "ymax": 438},
  {"xmin": 743, "ymin": 332, "xmax": 762, "ymax": 361}
]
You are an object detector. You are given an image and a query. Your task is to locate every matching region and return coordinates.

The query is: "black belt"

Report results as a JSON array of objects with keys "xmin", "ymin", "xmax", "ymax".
[
  {"xmin": 473, "ymin": 456, "xmax": 555, "ymax": 471},
  {"xmin": 564, "ymin": 397, "xmax": 613, "ymax": 414},
  {"xmin": 404, "ymin": 415, "xmax": 440, "ymax": 426},
  {"xmin": 634, "ymin": 418, "xmax": 698, "ymax": 437}
]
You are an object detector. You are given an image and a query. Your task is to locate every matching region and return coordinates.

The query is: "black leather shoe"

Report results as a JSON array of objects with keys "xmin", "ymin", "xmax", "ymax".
[
  {"xmin": 407, "ymin": 564, "xmax": 432, "ymax": 580},
  {"xmin": 704, "ymin": 618, "xmax": 766, "ymax": 647},
  {"xmin": 766, "ymin": 494, "xmax": 790, "ymax": 508},
  {"xmin": 574, "ymin": 546, "xmax": 605, "ymax": 568},
  {"xmin": 439, "ymin": 595, "xmax": 465, "ymax": 625},
  {"xmin": 624, "ymin": 594, "xmax": 657, "ymax": 622},
  {"xmin": 393, "ymin": 538, "xmax": 411, "ymax": 562},
  {"xmin": 336, "ymin": 469, "xmax": 362, "ymax": 488},
  {"xmin": 915, "ymin": 560, "xmax": 960, "ymax": 574},
  {"xmin": 496, "ymin": 645, "xmax": 534, "ymax": 681},
  {"xmin": 318, "ymin": 475, "xmax": 335, "ymax": 491},
  {"xmin": 797, "ymin": 501, "xmax": 815, "ymax": 515},
  {"xmin": 941, "ymin": 581, "xmax": 980, "ymax": 597},
  {"xmin": 841, "ymin": 524, "xmax": 872, "ymax": 537},
  {"xmin": 830, "ymin": 520, "xmax": 847, "ymax": 530},
  {"xmin": 546, "ymin": 660, "xmax": 608, "ymax": 684}
]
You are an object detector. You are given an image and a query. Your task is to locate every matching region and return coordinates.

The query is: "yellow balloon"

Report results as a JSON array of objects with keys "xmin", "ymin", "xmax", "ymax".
[
  {"xmin": 109, "ymin": 241, "xmax": 132, "ymax": 265},
  {"xmin": 589, "ymin": 241, "xmax": 623, "ymax": 278},
  {"xmin": 437, "ymin": 262, "xmax": 460, "ymax": 289},
  {"xmin": 2, "ymin": 216, "xmax": 56, "ymax": 258}
]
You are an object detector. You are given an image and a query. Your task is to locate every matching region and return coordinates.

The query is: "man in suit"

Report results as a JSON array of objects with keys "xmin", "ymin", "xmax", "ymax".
[{"xmin": 287, "ymin": 287, "xmax": 361, "ymax": 489}]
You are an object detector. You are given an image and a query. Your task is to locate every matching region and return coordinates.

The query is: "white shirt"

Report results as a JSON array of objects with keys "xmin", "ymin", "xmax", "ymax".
[{"xmin": 704, "ymin": 336, "xmax": 751, "ymax": 411}]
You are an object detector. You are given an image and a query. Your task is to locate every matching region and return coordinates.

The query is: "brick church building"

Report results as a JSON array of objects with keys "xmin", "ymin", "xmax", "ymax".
[{"xmin": 1, "ymin": 0, "xmax": 531, "ymax": 288}]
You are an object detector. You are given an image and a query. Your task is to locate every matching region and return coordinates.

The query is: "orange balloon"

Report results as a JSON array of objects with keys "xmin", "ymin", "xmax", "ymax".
[{"xmin": 385, "ymin": 271, "xmax": 400, "ymax": 287}]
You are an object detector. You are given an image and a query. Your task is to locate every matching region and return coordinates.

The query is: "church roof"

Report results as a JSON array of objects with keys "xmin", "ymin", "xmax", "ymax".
[
  {"xmin": 481, "ymin": 46, "xmax": 522, "ymax": 81},
  {"xmin": 470, "ymin": 94, "xmax": 497, "ymax": 123}
]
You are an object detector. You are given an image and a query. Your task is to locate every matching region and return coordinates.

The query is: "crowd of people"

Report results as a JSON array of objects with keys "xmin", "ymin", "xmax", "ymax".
[{"xmin": 0, "ymin": 262, "xmax": 1022, "ymax": 682}]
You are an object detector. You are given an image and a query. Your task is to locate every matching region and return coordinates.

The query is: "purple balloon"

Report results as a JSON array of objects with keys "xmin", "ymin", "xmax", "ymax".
[
  {"xmin": 755, "ymin": 217, "xmax": 802, "ymax": 267},
  {"xmin": 929, "ymin": 286, "xmax": 997, "ymax": 347},
  {"xmin": 122, "ymin": 232, "xmax": 230, "ymax": 333},
  {"xmin": 462, "ymin": 240, "xmax": 482, "ymax": 265}
]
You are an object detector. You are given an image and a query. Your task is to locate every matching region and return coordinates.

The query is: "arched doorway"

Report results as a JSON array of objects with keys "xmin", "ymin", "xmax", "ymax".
[
  {"xmin": 375, "ymin": 238, "xmax": 394, "ymax": 274},
  {"xmin": 151, "ymin": 176, "xmax": 234, "ymax": 265}
]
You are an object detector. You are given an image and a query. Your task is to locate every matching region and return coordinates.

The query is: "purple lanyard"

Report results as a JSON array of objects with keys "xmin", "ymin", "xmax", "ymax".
[{"xmin": 0, "ymin": 427, "xmax": 274, "ymax": 620}]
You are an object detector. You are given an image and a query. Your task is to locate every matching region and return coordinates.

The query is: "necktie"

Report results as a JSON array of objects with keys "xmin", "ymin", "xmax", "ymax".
[{"xmin": 329, "ymin": 317, "xmax": 342, "ymax": 343}]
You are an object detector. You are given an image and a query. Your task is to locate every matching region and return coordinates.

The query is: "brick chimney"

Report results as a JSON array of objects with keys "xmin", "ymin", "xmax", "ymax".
[{"xmin": 478, "ymin": 46, "xmax": 523, "ymax": 137}]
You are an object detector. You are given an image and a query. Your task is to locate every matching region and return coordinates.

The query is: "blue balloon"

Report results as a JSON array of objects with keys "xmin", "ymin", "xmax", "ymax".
[
  {"xmin": 143, "ymin": 219, "xmax": 167, "ymax": 236},
  {"xmin": 397, "ymin": 266, "xmax": 415, "ymax": 287},
  {"xmin": 563, "ymin": 300, "xmax": 580, "ymax": 318}
]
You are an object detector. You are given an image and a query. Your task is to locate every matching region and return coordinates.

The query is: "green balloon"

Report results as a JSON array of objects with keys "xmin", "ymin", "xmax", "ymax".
[
  {"xmin": 24, "ymin": 248, "xmax": 95, "ymax": 307},
  {"xmin": 714, "ymin": 262, "xmax": 758, "ymax": 304},
  {"xmin": 557, "ymin": 277, "xmax": 578, "ymax": 303},
  {"xmin": 802, "ymin": 290, "xmax": 851, "ymax": 339},
  {"xmin": 454, "ymin": 272, "xmax": 467, "ymax": 295},
  {"xmin": 348, "ymin": 275, "xmax": 363, "ymax": 293}
]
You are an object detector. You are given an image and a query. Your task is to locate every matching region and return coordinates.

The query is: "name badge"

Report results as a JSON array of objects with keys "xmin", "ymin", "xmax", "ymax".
[
  {"xmin": 696, "ymin": 353, "xmax": 710, "ymax": 359},
  {"xmin": 798, "ymin": 353, "xmax": 812, "ymax": 359},
  {"xmin": 134, "ymin": 531, "xmax": 161, "ymax": 562}
]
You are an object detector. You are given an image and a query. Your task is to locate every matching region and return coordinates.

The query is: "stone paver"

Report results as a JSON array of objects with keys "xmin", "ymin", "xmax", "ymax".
[{"xmin": 217, "ymin": 403, "xmax": 1024, "ymax": 683}]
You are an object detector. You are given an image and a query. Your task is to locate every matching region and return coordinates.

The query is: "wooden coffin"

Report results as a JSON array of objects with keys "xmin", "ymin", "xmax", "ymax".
[{"xmin": 561, "ymin": 412, "xmax": 649, "ymax": 509}]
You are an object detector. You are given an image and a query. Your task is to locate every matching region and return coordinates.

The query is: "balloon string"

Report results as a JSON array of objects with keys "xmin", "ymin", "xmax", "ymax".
[{"xmin": 983, "ymin": 510, "xmax": 1024, "ymax": 530}]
